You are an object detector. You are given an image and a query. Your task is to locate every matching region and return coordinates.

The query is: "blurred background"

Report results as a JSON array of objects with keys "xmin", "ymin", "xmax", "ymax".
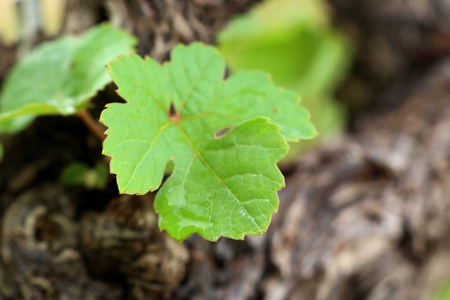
[{"xmin": 0, "ymin": 0, "xmax": 450, "ymax": 299}]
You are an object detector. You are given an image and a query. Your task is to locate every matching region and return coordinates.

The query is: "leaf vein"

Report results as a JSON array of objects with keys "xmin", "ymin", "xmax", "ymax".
[
  {"xmin": 174, "ymin": 122, "xmax": 262, "ymax": 231},
  {"xmin": 122, "ymin": 121, "xmax": 171, "ymax": 191}
]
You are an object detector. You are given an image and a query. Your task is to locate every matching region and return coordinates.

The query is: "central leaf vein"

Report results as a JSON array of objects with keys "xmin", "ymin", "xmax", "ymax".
[
  {"xmin": 122, "ymin": 121, "xmax": 171, "ymax": 191},
  {"xmin": 174, "ymin": 121, "xmax": 262, "ymax": 231}
]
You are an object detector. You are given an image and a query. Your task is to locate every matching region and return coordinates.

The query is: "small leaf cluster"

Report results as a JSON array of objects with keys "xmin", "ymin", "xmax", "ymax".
[
  {"xmin": 0, "ymin": 24, "xmax": 136, "ymax": 162},
  {"xmin": 60, "ymin": 162, "xmax": 109, "ymax": 190},
  {"xmin": 0, "ymin": 24, "xmax": 136, "ymax": 127}
]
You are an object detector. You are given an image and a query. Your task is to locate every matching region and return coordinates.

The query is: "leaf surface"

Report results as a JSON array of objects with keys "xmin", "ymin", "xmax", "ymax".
[
  {"xmin": 0, "ymin": 115, "xmax": 34, "ymax": 134},
  {"xmin": 101, "ymin": 43, "xmax": 315, "ymax": 241},
  {"xmin": 0, "ymin": 24, "xmax": 136, "ymax": 122}
]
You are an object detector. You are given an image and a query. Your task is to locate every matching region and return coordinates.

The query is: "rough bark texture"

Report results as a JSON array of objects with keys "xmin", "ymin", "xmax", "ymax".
[
  {"xmin": 330, "ymin": 0, "xmax": 450, "ymax": 120},
  {"xmin": 1, "ymin": 0, "xmax": 450, "ymax": 299}
]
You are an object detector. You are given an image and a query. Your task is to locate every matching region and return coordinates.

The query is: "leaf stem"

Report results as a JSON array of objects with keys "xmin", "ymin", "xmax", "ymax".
[{"xmin": 76, "ymin": 109, "xmax": 106, "ymax": 141}]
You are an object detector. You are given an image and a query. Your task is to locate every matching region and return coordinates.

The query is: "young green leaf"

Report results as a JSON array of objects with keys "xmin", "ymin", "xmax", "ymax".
[
  {"xmin": 61, "ymin": 162, "xmax": 109, "ymax": 189},
  {"xmin": 0, "ymin": 115, "xmax": 34, "ymax": 134},
  {"xmin": 101, "ymin": 43, "xmax": 315, "ymax": 241},
  {"xmin": 0, "ymin": 24, "xmax": 136, "ymax": 123}
]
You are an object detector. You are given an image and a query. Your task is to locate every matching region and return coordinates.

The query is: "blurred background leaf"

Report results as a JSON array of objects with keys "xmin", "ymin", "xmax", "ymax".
[
  {"xmin": 218, "ymin": 0, "xmax": 353, "ymax": 164},
  {"xmin": 0, "ymin": 0, "xmax": 20, "ymax": 45},
  {"xmin": 0, "ymin": 115, "xmax": 34, "ymax": 134},
  {"xmin": 0, "ymin": 115, "xmax": 34, "ymax": 162},
  {"xmin": 433, "ymin": 280, "xmax": 450, "ymax": 300},
  {"xmin": 60, "ymin": 162, "xmax": 109, "ymax": 190},
  {"xmin": 0, "ymin": 24, "xmax": 136, "ymax": 123}
]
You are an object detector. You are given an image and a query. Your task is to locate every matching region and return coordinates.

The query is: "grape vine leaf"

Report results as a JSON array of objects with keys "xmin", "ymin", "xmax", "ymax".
[
  {"xmin": 101, "ymin": 43, "xmax": 316, "ymax": 241},
  {"xmin": 0, "ymin": 24, "xmax": 137, "ymax": 123}
]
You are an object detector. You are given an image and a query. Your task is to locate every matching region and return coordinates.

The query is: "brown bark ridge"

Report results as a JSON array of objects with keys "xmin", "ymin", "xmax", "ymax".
[{"xmin": 1, "ymin": 0, "xmax": 450, "ymax": 299}]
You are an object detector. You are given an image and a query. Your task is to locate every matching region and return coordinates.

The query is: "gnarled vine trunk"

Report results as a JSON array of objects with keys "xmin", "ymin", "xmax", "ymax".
[{"xmin": 1, "ymin": 0, "xmax": 450, "ymax": 299}]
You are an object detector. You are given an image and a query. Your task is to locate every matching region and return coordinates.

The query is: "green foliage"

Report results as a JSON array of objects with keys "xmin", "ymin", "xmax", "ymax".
[
  {"xmin": 101, "ymin": 43, "xmax": 315, "ymax": 241},
  {"xmin": 61, "ymin": 162, "xmax": 109, "ymax": 189},
  {"xmin": 0, "ymin": 115, "xmax": 34, "ymax": 134},
  {"xmin": 433, "ymin": 280, "xmax": 450, "ymax": 300},
  {"xmin": 0, "ymin": 24, "xmax": 136, "ymax": 129},
  {"xmin": 218, "ymin": 0, "xmax": 352, "ymax": 161}
]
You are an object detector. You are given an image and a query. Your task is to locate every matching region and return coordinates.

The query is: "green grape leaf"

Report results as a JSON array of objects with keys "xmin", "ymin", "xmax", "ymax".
[
  {"xmin": 101, "ymin": 43, "xmax": 316, "ymax": 241},
  {"xmin": 0, "ymin": 115, "xmax": 34, "ymax": 134},
  {"xmin": 0, "ymin": 24, "xmax": 137, "ymax": 122}
]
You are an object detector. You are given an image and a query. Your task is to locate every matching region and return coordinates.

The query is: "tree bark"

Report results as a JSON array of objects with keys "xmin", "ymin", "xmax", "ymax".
[{"xmin": 1, "ymin": 1, "xmax": 450, "ymax": 299}]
